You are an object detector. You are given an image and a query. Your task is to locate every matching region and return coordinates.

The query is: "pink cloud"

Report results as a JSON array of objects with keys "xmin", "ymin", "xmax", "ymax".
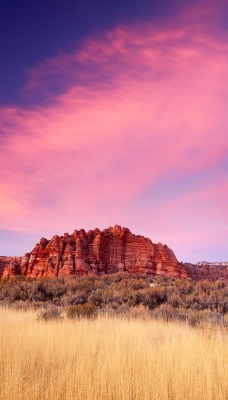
[{"xmin": 0, "ymin": 11, "xmax": 228, "ymax": 260}]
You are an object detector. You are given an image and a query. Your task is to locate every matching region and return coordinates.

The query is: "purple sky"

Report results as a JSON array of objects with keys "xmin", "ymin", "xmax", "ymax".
[{"xmin": 0, "ymin": 0, "xmax": 228, "ymax": 262}]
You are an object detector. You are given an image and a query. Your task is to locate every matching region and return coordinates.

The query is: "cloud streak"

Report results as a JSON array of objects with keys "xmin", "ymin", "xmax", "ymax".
[{"xmin": 0, "ymin": 7, "xmax": 228, "ymax": 261}]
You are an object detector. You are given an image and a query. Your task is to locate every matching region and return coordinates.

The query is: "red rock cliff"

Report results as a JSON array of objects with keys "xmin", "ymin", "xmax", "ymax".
[{"xmin": 0, "ymin": 226, "xmax": 188, "ymax": 279}]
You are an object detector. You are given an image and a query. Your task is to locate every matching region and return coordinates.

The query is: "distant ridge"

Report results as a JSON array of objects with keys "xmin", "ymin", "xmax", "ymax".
[
  {"xmin": 183, "ymin": 262, "xmax": 228, "ymax": 281},
  {"xmin": 198, "ymin": 261, "xmax": 228, "ymax": 267},
  {"xmin": 0, "ymin": 225, "xmax": 188, "ymax": 279}
]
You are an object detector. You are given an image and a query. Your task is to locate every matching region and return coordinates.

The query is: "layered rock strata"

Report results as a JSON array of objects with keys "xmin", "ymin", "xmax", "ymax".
[{"xmin": 0, "ymin": 226, "xmax": 188, "ymax": 279}]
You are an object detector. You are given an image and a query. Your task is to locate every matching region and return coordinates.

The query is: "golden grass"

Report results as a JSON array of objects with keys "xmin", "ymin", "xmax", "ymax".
[{"xmin": 0, "ymin": 308, "xmax": 227, "ymax": 400}]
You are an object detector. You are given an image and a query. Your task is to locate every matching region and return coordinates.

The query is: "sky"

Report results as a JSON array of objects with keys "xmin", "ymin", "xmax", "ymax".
[{"xmin": 0, "ymin": 0, "xmax": 228, "ymax": 262}]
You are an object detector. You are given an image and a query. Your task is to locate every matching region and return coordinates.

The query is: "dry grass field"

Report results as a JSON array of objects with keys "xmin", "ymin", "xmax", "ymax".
[{"xmin": 0, "ymin": 307, "xmax": 227, "ymax": 400}]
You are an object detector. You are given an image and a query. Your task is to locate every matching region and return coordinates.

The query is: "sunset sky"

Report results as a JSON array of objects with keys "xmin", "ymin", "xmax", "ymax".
[{"xmin": 0, "ymin": 0, "xmax": 227, "ymax": 262}]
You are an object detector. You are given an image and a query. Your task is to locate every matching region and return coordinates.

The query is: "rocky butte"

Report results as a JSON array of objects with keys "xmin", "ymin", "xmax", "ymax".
[{"xmin": 0, "ymin": 225, "xmax": 188, "ymax": 279}]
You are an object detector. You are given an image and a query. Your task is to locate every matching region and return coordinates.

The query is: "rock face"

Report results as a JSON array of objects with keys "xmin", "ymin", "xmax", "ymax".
[
  {"xmin": 0, "ymin": 226, "xmax": 188, "ymax": 279},
  {"xmin": 0, "ymin": 256, "xmax": 22, "ymax": 278}
]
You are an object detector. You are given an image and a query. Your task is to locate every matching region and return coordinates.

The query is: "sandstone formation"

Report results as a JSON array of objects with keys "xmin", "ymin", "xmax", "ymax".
[
  {"xmin": 0, "ymin": 256, "xmax": 22, "ymax": 278},
  {"xmin": 0, "ymin": 226, "xmax": 188, "ymax": 279}
]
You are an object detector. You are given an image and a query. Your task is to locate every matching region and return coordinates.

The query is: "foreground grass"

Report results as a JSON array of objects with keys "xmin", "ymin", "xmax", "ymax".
[{"xmin": 0, "ymin": 308, "xmax": 227, "ymax": 400}]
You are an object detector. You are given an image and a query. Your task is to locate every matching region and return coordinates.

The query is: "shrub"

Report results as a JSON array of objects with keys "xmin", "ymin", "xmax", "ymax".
[
  {"xmin": 66, "ymin": 302, "xmax": 97, "ymax": 319},
  {"xmin": 0, "ymin": 273, "xmax": 227, "ymax": 326},
  {"xmin": 143, "ymin": 286, "xmax": 167, "ymax": 309},
  {"xmin": 37, "ymin": 306, "xmax": 63, "ymax": 321}
]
